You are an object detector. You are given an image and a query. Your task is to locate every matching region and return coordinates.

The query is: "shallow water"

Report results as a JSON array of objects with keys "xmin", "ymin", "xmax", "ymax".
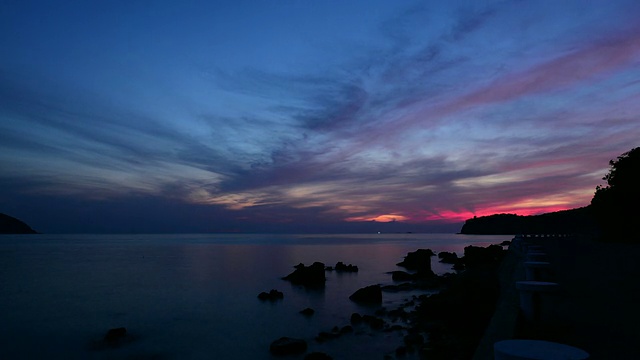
[{"xmin": 0, "ymin": 233, "xmax": 511, "ymax": 359}]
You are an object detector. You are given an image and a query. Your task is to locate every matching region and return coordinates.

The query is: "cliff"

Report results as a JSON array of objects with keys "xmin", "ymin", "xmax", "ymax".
[
  {"xmin": 0, "ymin": 213, "xmax": 38, "ymax": 234},
  {"xmin": 460, "ymin": 206, "xmax": 597, "ymax": 235}
]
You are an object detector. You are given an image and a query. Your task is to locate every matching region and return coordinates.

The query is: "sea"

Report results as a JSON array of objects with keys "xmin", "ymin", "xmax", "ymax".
[{"xmin": 0, "ymin": 233, "xmax": 512, "ymax": 359}]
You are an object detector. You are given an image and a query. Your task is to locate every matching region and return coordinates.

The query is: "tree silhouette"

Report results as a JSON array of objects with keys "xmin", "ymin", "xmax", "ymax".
[{"xmin": 591, "ymin": 147, "xmax": 640, "ymax": 241}]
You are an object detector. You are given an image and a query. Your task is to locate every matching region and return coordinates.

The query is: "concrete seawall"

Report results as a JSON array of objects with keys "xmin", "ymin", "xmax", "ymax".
[{"xmin": 474, "ymin": 235, "xmax": 640, "ymax": 359}]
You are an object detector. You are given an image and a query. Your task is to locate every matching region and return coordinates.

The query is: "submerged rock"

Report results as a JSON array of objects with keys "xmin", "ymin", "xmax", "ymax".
[
  {"xmin": 269, "ymin": 337, "xmax": 307, "ymax": 355},
  {"xmin": 300, "ymin": 307, "xmax": 315, "ymax": 316},
  {"xmin": 283, "ymin": 262, "xmax": 326, "ymax": 286},
  {"xmin": 349, "ymin": 285, "xmax": 382, "ymax": 304},
  {"xmin": 258, "ymin": 289, "xmax": 284, "ymax": 301},
  {"xmin": 334, "ymin": 261, "xmax": 359, "ymax": 272},
  {"xmin": 104, "ymin": 327, "xmax": 127, "ymax": 347},
  {"xmin": 350, "ymin": 312, "xmax": 363, "ymax": 324}
]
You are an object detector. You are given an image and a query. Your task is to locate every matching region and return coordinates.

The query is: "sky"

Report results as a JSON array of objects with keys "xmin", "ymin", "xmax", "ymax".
[{"xmin": 1, "ymin": 0, "xmax": 640, "ymax": 233}]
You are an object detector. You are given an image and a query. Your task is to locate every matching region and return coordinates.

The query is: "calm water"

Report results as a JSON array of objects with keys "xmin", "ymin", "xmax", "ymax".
[{"xmin": 0, "ymin": 233, "xmax": 512, "ymax": 359}]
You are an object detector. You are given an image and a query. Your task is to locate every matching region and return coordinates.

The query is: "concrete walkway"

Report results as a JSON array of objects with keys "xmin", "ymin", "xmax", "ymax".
[
  {"xmin": 535, "ymin": 236, "xmax": 640, "ymax": 359},
  {"xmin": 474, "ymin": 235, "xmax": 640, "ymax": 359}
]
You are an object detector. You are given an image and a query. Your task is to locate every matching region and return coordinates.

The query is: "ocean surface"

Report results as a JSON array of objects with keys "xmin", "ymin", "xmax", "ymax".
[{"xmin": 0, "ymin": 233, "xmax": 512, "ymax": 359}]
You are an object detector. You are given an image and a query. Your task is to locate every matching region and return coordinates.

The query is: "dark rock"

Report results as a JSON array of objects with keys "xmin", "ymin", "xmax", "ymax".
[
  {"xmin": 104, "ymin": 327, "xmax": 127, "ymax": 346},
  {"xmin": 340, "ymin": 325, "xmax": 353, "ymax": 334},
  {"xmin": 269, "ymin": 337, "xmax": 307, "ymax": 355},
  {"xmin": 300, "ymin": 307, "xmax": 315, "ymax": 316},
  {"xmin": 370, "ymin": 317, "xmax": 384, "ymax": 330},
  {"xmin": 283, "ymin": 262, "xmax": 326, "ymax": 286},
  {"xmin": 388, "ymin": 308, "xmax": 408, "ymax": 320},
  {"xmin": 305, "ymin": 352, "xmax": 333, "ymax": 360},
  {"xmin": 361, "ymin": 315, "xmax": 385, "ymax": 330},
  {"xmin": 395, "ymin": 346, "xmax": 407, "ymax": 357},
  {"xmin": 437, "ymin": 251, "xmax": 459, "ymax": 264},
  {"xmin": 315, "ymin": 331, "xmax": 338, "ymax": 343},
  {"xmin": 404, "ymin": 333, "xmax": 424, "ymax": 346},
  {"xmin": 350, "ymin": 313, "xmax": 362, "ymax": 324},
  {"xmin": 397, "ymin": 249, "xmax": 435, "ymax": 274},
  {"xmin": 334, "ymin": 261, "xmax": 359, "ymax": 272},
  {"xmin": 500, "ymin": 240, "xmax": 512, "ymax": 246},
  {"xmin": 349, "ymin": 285, "xmax": 382, "ymax": 304},
  {"xmin": 258, "ymin": 289, "xmax": 284, "ymax": 301},
  {"xmin": 462, "ymin": 245, "xmax": 505, "ymax": 268}
]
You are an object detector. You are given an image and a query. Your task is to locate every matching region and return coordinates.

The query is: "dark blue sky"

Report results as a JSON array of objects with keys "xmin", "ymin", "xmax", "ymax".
[{"xmin": 1, "ymin": 1, "xmax": 640, "ymax": 233}]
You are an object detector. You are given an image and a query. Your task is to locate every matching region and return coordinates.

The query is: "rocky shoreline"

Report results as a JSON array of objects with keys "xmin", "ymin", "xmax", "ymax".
[{"xmin": 265, "ymin": 243, "xmax": 509, "ymax": 359}]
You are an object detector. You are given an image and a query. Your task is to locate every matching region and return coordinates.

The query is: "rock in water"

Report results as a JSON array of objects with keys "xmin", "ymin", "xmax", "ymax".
[
  {"xmin": 283, "ymin": 262, "xmax": 326, "ymax": 286},
  {"xmin": 269, "ymin": 337, "xmax": 307, "ymax": 355},
  {"xmin": 349, "ymin": 285, "xmax": 382, "ymax": 304},
  {"xmin": 258, "ymin": 289, "xmax": 284, "ymax": 301},
  {"xmin": 396, "ymin": 249, "xmax": 435, "ymax": 274},
  {"xmin": 300, "ymin": 307, "xmax": 315, "ymax": 316},
  {"xmin": 104, "ymin": 327, "xmax": 127, "ymax": 346},
  {"xmin": 334, "ymin": 261, "xmax": 359, "ymax": 272}
]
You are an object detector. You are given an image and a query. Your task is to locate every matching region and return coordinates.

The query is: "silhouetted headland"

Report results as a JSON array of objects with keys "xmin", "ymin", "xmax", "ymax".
[
  {"xmin": 460, "ymin": 207, "xmax": 597, "ymax": 235},
  {"xmin": 462, "ymin": 146, "xmax": 640, "ymax": 243},
  {"xmin": 0, "ymin": 213, "xmax": 38, "ymax": 234}
]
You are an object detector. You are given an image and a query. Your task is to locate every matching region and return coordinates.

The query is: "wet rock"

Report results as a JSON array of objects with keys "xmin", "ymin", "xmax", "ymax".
[
  {"xmin": 370, "ymin": 317, "xmax": 384, "ymax": 330},
  {"xmin": 315, "ymin": 331, "xmax": 338, "ymax": 343},
  {"xmin": 340, "ymin": 325, "xmax": 353, "ymax": 334},
  {"xmin": 396, "ymin": 346, "xmax": 408, "ymax": 357},
  {"xmin": 462, "ymin": 245, "xmax": 505, "ymax": 268},
  {"xmin": 305, "ymin": 352, "xmax": 333, "ymax": 360},
  {"xmin": 334, "ymin": 261, "xmax": 359, "ymax": 272},
  {"xmin": 283, "ymin": 262, "xmax": 326, "ymax": 286},
  {"xmin": 404, "ymin": 333, "xmax": 424, "ymax": 346},
  {"xmin": 397, "ymin": 249, "xmax": 435, "ymax": 274},
  {"xmin": 437, "ymin": 251, "xmax": 459, "ymax": 264},
  {"xmin": 104, "ymin": 327, "xmax": 127, "ymax": 347},
  {"xmin": 269, "ymin": 337, "xmax": 307, "ymax": 355},
  {"xmin": 300, "ymin": 307, "xmax": 315, "ymax": 316},
  {"xmin": 350, "ymin": 313, "xmax": 363, "ymax": 324},
  {"xmin": 349, "ymin": 284, "xmax": 382, "ymax": 304},
  {"xmin": 258, "ymin": 289, "xmax": 284, "ymax": 301},
  {"xmin": 362, "ymin": 315, "xmax": 385, "ymax": 329}
]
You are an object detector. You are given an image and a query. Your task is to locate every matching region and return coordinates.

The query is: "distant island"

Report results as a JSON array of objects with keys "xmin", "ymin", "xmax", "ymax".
[
  {"xmin": 459, "ymin": 206, "xmax": 597, "ymax": 235},
  {"xmin": 0, "ymin": 213, "xmax": 38, "ymax": 234}
]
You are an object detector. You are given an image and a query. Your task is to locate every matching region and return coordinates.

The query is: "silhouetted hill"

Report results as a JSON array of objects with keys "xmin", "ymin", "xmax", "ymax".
[
  {"xmin": 460, "ymin": 206, "xmax": 597, "ymax": 235},
  {"xmin": 0, "ymin": 213, "xmax": 38, "ymax": 234}
]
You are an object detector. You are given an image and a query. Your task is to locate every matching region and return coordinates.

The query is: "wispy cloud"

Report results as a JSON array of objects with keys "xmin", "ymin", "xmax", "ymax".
[{"xmin": 1, "ymin": 1, "xmax": 639, "ymax": 232}]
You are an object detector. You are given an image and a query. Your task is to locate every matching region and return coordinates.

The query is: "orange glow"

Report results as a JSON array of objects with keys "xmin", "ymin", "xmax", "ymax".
[{"xmin": 345, "ymin": 214, "xmax": 409, "ymax": 222}]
